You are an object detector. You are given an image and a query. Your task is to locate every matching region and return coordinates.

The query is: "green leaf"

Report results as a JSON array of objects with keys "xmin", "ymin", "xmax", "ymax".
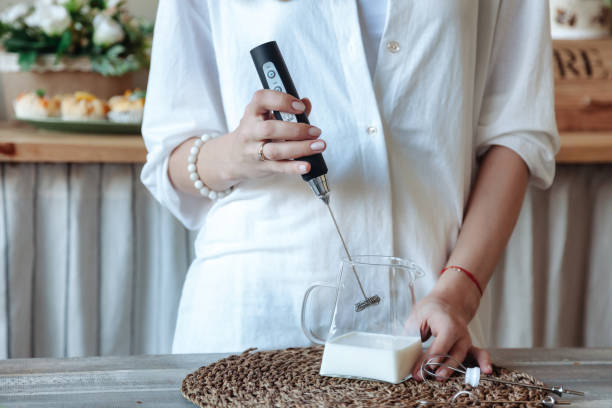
[
  {"xmin": 4, "ymin": 35, "xmax": 59, "ymax": 53},
  {"xmin": 56, "ymin": 30, "xmax": 72, "ymax": 60},
  {"xmin": 36, "ymin": 89, "xmax": 46, "ymax": 97},
  {"xmin": 18, "ymin": 51, "xmax": 37, "ymax": 71},
  {"xmin": 107, "ymin": 44, "xmax": 125, "ymax": 58},
  {"xmin": 0, "ymin": 23, "xmax": 9, "ymax": 37},
  {"xmin": 64, "ymin": 0, "xmax": 80, "ymax": 13},
  {"xmin": 130, "ymin": 89, "xmax": 146, "ymax": 100},
  {"xmin": 90, "ymin": 52, "xmax": 139, "ymax": 76},
  {"xmin": 91, "ymin": 0, "xmax": 105, "ymax": 9}
]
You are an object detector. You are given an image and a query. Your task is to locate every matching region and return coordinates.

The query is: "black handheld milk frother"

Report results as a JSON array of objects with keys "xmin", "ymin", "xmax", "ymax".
[{"xmin": 250, "ymin": 41, "xmax": 380, "ymax": 312}]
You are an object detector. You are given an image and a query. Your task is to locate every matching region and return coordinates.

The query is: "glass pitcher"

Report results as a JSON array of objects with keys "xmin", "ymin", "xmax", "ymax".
[{"xmin": 301, "ymin": 255, "xmax": 424, "ymax": 384}]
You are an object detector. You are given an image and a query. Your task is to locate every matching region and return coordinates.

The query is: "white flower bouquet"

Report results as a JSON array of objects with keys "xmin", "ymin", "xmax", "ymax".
[{"xmin": 0, "ymin": 0, "xmax": 153, "ymax": 76}]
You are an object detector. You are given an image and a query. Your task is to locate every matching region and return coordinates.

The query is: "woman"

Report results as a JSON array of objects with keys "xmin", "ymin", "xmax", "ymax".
[{"xmin": 142, "ymin": 0, "xmax": 558, "ymax": 380}]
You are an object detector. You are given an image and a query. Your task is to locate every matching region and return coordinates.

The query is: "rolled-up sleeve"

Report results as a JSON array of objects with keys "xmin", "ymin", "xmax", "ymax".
[
  {"xmin": 141, "ymin": 0, "xmax": 226, "ymax": 230},
  {"xmin": 476, "ymin": 0, "xmax": 560, "ymax": 189}
]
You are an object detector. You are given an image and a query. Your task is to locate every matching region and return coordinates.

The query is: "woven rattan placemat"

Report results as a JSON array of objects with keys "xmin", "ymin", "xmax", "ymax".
[{"xmin": 181, "ymin": 346, "xmax": 547, "ymax": 407}]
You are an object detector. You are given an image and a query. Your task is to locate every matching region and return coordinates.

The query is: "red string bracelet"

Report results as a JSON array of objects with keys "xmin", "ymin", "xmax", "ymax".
[{"xmin": 440, "ymin": 265, "xmax": 483, "ymax": 296}]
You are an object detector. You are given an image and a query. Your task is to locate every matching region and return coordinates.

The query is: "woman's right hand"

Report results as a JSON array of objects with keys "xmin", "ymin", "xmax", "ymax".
[{"xmin": 189, "ymin": 89, "xmax": 325, "ymax": 192}]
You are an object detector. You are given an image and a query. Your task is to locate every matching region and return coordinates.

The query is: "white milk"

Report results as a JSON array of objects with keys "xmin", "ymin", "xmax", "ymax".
[{"xmin": 320, "ymin": 331, "xmax": 422, "ymax": 383}]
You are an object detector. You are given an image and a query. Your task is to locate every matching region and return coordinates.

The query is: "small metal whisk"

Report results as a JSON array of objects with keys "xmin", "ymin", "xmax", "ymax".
[
  {"xmin": 416, "ymin": 392, "xmax": 570, "ymax": 407},
  {"xmin": 420, "ymin": 355, "xmax": 585, "ymax": 398}
]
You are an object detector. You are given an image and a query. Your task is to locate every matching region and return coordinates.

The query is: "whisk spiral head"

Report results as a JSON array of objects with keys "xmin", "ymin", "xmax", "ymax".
[
  {"xmin": 420, "ymin": 354, "xmax": 468, "ymax": 383},
  {"xmin": 354, "ymin": 295, "xmax": 381, "ymax": 312}
]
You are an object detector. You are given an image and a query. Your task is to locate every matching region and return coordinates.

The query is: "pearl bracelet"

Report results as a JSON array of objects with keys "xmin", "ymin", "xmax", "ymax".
[{"xmin": 187, "ymin": 132, "xmax": 233, "ymax": 200}]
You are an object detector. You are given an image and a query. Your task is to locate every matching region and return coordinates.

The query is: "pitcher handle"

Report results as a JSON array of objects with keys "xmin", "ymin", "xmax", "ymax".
[{"xmin": 301, "ymin": 281, "xmax": 336, "ymax": 345}]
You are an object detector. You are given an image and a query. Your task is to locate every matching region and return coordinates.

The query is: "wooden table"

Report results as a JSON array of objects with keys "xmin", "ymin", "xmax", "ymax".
[{"xmin": 0, "ymin": 349, "xmax": 610, "ymax": 407}]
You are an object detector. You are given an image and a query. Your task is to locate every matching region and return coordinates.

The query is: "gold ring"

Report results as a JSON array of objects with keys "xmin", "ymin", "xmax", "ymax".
[{"xmin": 257, "ymin": 140, "xmax": 269, "ymax": 161}]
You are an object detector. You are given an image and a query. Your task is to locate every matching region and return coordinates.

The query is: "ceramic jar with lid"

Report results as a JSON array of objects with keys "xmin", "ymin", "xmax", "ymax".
[{"xmin": 550, "ymin": 0, "xmax": 612, "ymax": 39}]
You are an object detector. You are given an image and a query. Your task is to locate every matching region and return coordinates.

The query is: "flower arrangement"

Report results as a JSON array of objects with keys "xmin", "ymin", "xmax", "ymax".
[{"xmin": 0, "ymin": 0, "xmax": 153, "ymax": 76}]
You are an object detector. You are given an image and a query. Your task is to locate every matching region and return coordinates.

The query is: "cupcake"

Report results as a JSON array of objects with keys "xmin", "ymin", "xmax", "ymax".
[
  {"xmin": 61, "ymin": 91, "xmax": 109, "ymax": 121},
  {"xmin": 14, "ymin": 90, "xmax": 61, "ymax": 119},
  {"xmin": 108, "ymin": 89, "xmax": 145, "ymax": 124}
]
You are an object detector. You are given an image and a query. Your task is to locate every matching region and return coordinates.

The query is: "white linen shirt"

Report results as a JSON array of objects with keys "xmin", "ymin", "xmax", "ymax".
[
  {"xmin": 142, "ymin": 0, "xmax": 559, "ymax": 353},
  {"xmin": 357, "ymin": 0, "xmax": 388, "ymax": 77}
]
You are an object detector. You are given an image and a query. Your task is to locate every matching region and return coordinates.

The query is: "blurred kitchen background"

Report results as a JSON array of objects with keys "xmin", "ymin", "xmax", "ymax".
[
  {"xmin": 0, "ymin": 0, "xmax": 611, "ymax": 360},
  {"xmin": 0, "ymin": 0, "xmax": 157, "ymax": 119}
]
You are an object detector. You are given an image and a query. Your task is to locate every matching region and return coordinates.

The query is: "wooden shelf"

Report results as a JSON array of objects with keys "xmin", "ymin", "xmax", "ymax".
[
  {"xmin": 556, "ymin": 131, "xmax": 612, "ymax": 164},
  {"xmin": 0, "ymin": 123, "xmax": 610, "ymax": 164},
  {"xmin": 553, "ymin": 39, "xmax": 612, "ymax": 132},
  {"xmin": 0, "ymin": 122, "xmax": 146, "ymax": 163}
]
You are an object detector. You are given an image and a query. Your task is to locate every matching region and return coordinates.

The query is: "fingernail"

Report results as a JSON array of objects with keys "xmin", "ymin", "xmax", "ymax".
[
  {"xmin": 420, "ymin": 321, "xmax": 432, "ymax": 343},
  {"xmin": 308, "ymin": 127, "xmax": 321, "ymax": 137},
  {"xmin": 292, "ymin": 101, "xmax": 305, "ymax": 112},
  {"xmin": 310, "ymin": 141, "xmax": 325, "ymax": 151},
  {"xmin": 486, "ymin": 364, "xmax": 493, "ymax": 373},
  {"xmin": 298, "ymin": 164, "xmax": 308, "ymax": 173}
]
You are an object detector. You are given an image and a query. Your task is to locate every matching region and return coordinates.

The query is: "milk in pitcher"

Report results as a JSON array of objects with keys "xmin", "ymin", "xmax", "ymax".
[{"xmin": 319, "ymin": 331, "xmax": 422, "ymax": 383}]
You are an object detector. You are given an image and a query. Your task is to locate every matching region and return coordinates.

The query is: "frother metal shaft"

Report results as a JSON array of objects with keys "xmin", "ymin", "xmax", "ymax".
[
  {"xmin": 324, "ymin": 203, "xmax": 368, "ymax": 299},
  {"xmin": 308, "ymin": 177, "xmax": 380, "ymax": 311},
  {"xmin": 417, "ymin": 398, "xmax": 570, "ymax": 407},
  {"xmin": 480, "ymin": 377, "xmax": 585, "ymax": 397},
  {"xmin": 323, "ymin": 201, "xmax": 381, "ymax": 312}
]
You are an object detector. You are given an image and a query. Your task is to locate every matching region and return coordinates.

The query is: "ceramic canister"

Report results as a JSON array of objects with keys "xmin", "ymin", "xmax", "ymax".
[{"xmin": 549, "ymin": 0, "xmax": 612, "ymax": 39}]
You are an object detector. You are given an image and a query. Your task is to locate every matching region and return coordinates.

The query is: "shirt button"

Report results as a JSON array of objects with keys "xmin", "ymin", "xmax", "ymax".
[
  {"xmin": 386, "ymin": 40, "xmax": 400, "ymax": 53},
  {"xmin": 367, "ymin": 126, "xmax": 378, "ymax": 136}
]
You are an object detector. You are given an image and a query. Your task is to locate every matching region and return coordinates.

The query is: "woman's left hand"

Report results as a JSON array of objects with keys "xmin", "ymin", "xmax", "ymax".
[{"xmin": 409, "ymin": 269, "xmax": 493, "ymax": 380}]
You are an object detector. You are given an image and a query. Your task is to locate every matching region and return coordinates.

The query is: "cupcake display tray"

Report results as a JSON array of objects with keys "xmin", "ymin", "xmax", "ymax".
[{"xmin": 16, "ymin": 117, "xmax": 141, "ymax": 135}]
